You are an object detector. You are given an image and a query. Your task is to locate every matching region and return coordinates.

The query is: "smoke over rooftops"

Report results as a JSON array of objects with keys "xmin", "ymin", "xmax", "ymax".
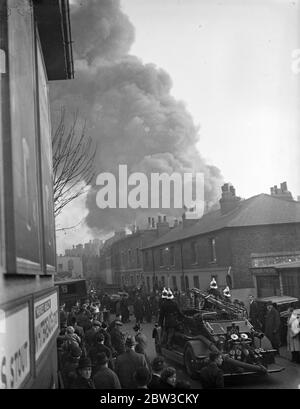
[{"xmin": 50, "ymin": 0, "xmax": 223, "ymax": 234}]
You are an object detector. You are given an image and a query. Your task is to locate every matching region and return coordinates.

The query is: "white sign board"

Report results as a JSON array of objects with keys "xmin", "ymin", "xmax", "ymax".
[
  {"xmin": 0, "ymin": 305, "xmax": 30, "ymax": 389},
  {"xmin": 34, "ymin": 292, "xmax": 58, "ymax": 361}
]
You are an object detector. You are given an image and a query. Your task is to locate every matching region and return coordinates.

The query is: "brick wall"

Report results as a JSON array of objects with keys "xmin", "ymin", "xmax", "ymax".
[{"xmin": 230, "ymin": 223, "xmax": 300, "ymax": 288}]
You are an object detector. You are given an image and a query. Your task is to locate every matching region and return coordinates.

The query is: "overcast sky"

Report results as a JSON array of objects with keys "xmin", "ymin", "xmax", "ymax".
[
  {"xmin": 121, "ymin": 0, "xmax": 300, "ymax": 199},
  {"xmin": 56, "ymin": 0, "xmax": 300, "ymax": 254}
]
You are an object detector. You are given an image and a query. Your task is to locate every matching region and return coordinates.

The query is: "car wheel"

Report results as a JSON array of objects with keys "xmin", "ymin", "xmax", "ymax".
[{"xmin": 184, "ymin": 345, "xmax": 198, "ymax": 379}]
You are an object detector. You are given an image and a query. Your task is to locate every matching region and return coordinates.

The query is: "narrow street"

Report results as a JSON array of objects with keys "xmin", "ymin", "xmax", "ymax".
[{"xmin": 120, "ymin": 317, "xmax": 300, "ymax": 389}]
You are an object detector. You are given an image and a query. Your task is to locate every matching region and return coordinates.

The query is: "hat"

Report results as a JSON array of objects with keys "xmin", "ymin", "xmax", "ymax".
[
  {"xmin": 152, "ymin": 356, "xmax": 165, "ymax": 372},
  {"xmin": 266, "ymin": 301, "xmax": 273, "ymax": 306},
  {"xmin": 161, "ymin": 288, "xmax": 168, "ymax": 299},
  {"xmin": 96, "ymin": 352, "xmax": 108, "ymax": 366},
  {"xmin": 223, "ymin": 286, "xmax": 231, "ymax": 298},
  {"xmin": 92, "ymin": 320, "xmax": 101, "ymax": 327},
  {"xmin": 101, "ymin": 322, "xmax": 108, "ymax": 329},
  {"xmin": 133, "ymin": 324, "xmax": 141, "ymax": 332},
  {"xmin": 95, "ymin": 333, "xmax": 105, "ymax": 342},
  {"xmin": 210, "ymin": 278, "xmax": 218, "ymax": 289},
  {"xmin": 166, "ymin": 289, "xmax": 174, "ymax": 300},
  {"xmin": 115, "ymin": 320, "xmax": 123, "ymax": 326},
  {"xmin": 77, "ymin": 357, "xmax": 92, "ymax": 369},
  {"xmin": 125, "ymin": 335, "xmax": 137, "ymax": 347}
]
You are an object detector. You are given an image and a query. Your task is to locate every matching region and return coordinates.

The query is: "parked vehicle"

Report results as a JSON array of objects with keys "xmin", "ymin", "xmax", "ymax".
[
  {"xmin": 256, "ymin": 295, "xmax": 299, "ymax": 345},
  {"xmin": 154, "ymin": 288, "xmax": 284, "ymax": 380},
  {"xmin": 55, "ymin": 278, "xmax": 88, "ymax": 310}
]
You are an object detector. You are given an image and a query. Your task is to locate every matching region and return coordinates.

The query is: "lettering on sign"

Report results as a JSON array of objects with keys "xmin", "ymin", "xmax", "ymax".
[
  {"xmin": 0, "ymin": 306, "xmax": 30, "ymax": 389},
  {"xmin": 34, "ymin": 292, "xmax": 58, "ymax": 361}
]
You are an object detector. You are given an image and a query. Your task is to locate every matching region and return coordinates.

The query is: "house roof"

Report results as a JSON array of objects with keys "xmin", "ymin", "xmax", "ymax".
[{"xmin": 142, "ymin": 194, "xmax": 300, "ymax": 250}]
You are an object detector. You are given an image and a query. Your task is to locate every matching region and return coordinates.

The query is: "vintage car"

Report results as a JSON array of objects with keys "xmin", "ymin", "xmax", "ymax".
[
  {"xmin": 256, "ymin": 295, "xmax": 299, "ymax": 345},
  {"xmin": 154, "ymin": 288, "xmax": 284, "ymax": 379}
]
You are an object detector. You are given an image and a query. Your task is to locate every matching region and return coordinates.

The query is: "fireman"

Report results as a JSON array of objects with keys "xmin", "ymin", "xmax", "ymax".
[
  {"xmin": 223, "ymin": 286, "xmax": 232, "ymax": 303},
  {"xmin": 158, "ymin": 289, "xmax": 183, "ymax": 349},
  {"xmin": 208, "ymin": 278, "xmax": 222, "ymax": 299}
]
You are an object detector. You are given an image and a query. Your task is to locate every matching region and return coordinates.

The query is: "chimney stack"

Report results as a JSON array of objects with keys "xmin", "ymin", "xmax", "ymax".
[
  {"xmin": 219, "ymin": 183, "xmax": 241, "ymax": 214},
  {"xmin": 270, "ymin": 182, "xmax": 293, "ymax": 201},
  {"xmin": 156, "ymin": 214, "xmax": 170, "ymax": 236}
]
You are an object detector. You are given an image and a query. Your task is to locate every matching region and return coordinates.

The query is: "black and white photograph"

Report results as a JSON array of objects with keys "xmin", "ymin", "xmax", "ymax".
[{"xmin": 1, "ymin": 0, "xmax": 300, "ymax": 393}]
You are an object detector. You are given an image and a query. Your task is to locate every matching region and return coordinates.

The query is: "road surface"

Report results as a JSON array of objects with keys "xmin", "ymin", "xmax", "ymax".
[{"xmin": 118, "ymin": 316, "xmax": 300, "ymax": 389}]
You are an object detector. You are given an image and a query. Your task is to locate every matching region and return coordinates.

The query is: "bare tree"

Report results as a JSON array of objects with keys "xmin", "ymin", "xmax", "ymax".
[{"xmin": 52, "ymin": 109, "xmax": 97, "ymax": 216}]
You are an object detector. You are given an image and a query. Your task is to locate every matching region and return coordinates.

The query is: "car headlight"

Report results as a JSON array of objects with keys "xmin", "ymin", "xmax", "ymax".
[
  {"xmin": 240, "ymin": 333, "xmax": 248, "ymax": 340},
  {"xmin": 230, "ymin": 334, "xmax": 239, "ymax": 341}
]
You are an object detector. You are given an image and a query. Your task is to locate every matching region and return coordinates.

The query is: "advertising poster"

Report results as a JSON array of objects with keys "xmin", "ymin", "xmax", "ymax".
[
  {"xmin": 34, "ymin": 291, "xmax": 58, "ymax": 361},
  {"xmin": 0, "ymin": 304, "xmax": 30, "ymax": 389}
]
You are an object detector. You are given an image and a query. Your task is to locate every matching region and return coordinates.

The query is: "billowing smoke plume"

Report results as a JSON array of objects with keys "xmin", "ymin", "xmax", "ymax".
[{"xmin": 51, "ymin": 0, "xmax": 223, "ymax": 234}]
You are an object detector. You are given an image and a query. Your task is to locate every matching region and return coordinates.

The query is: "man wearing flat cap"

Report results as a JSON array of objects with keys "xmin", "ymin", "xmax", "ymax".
[
  {"xmin": 115, "ymin": 335, "xmax": 148, "ymax": 389},
  {"xmin": 93, "ymin": 353, "xmax": 121, "ymax": 389},
  {"xmin": 148, "ymin": 356, "xmax": 166, "ymax": 389}
]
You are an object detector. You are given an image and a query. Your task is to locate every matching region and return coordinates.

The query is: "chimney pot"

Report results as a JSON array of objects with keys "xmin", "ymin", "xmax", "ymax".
[
  {"xmin": 219, "ymin": 183, "xmax": 240, "ymax": 214},
  {"xmin": 281, "ymin": 182, "xmax": 287, "ymax": 192}
]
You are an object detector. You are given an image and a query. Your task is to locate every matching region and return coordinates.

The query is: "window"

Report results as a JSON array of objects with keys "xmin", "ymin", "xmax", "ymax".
[
  {"xmin": 191, "ymin": 241, "xmax": 197, "ymax": 264},
  {"xmin": 159, "ymin": 248, "xmax": 164, "ymax": 266},
  {"xmin": 172, "ymin": 276, "xmax": 177, "ymax": 289},
  {"xmin": 128, "ymin": 249, "xmax": 132, "ymax": 266},
  {"xmin": 193, "ymin": 275, "xmax": 200, "ymax": 289},
  {"xmin": 256, "ymin": 276, "xmax": 280, "ymax": 298},
  {"xmin": 146, "ymin": 277, "xmax": 150, "ymax": 292},
  {"xmin": 170, "ymin": 246, "xmax": 175, "ymax": 266},
  {"xmin": 180, "ymin": 276, "xmax": 185, "ymax": 291},
  {"xmin": 136, "ymin": 248, "xmax": 140, "ymax": 267},
  {"xmin": 185, "ymin": 276, "xmax": 190, "ymax": 290},
  {"xmin": 67, "ymin": 259, "xmax": 74, "ymax": 272},
  {"xmin": 7, "ymin": 1, "xmax": 42, "ymax": 274},
  {"xmin": 209, "ymin": 238, "xmax": 217, "ymax": 262},
  {"xmin": 144, "ymin": 251, "xmax": 149, "ymax": 266},
  {"xmin": 282, "ymin": 273, "xmax": 300, "ymax": 298},
  {"xmin": 161, "ymin": 275, "xmax": 166, "ymax": 287},
  {"xmin": 58, "ymin": 264, "xmax": 63, "ymax": 272}
]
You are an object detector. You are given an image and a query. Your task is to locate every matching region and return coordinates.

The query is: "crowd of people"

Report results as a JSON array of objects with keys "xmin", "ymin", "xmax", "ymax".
[
  {"xmin": 56, "ymin": 282, "xmax": 300, "ymax": 389},
  {"xmin": 56, "ymin": 290, "xmax": 193, "ymax": 389}
]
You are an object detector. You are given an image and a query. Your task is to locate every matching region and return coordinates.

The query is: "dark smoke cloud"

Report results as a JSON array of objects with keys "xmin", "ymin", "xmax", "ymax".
[{"xmin": 51, "ymin": 0, "xmax": 223, "ymax": 234}]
